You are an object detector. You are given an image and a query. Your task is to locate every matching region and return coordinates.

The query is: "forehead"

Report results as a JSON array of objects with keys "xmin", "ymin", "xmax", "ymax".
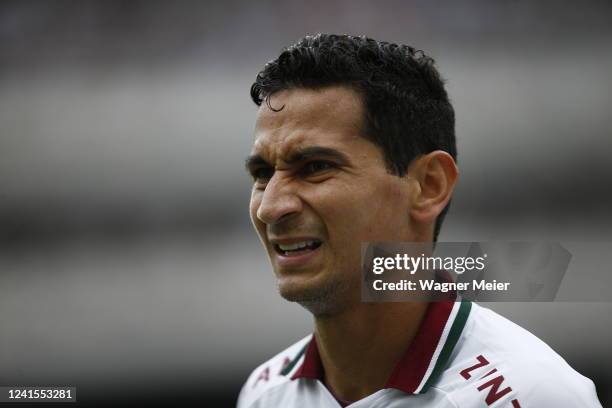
[{"xmin": 252, "ymin": 86, "xmax": 366, "ymax": 158}]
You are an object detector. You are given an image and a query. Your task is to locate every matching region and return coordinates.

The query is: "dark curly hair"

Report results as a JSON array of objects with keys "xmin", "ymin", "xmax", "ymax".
[{"xmin": 250, "ymin": 33, "xmax": 456, "ymax": 242}]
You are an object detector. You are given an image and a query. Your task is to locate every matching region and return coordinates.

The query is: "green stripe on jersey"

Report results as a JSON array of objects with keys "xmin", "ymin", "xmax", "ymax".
[
  {"xmin": 420, "ymin": 300, "xmax": 472, "ymax": 393},
  {"xmin": 280, "ymin": 342, "xmax": 309, "ymax": 376}
]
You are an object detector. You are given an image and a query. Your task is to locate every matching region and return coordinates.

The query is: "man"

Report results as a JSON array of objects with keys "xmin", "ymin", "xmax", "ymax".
[{"xmin": 238, "ymin": 34, "xmax": 601, "ymax": 407}]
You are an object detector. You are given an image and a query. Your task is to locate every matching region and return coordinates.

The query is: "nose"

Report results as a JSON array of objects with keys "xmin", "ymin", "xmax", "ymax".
[{"xmin": 256, "ymin": 173, "xmax": 302, "ymax": 225}]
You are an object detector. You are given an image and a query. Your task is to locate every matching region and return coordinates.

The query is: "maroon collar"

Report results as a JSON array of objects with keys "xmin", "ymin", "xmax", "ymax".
[
  {"xmin": 291, "ymin": 335, "xmax": 324, "ymax": 381},
  {"xmin": 291, "ymin": 300, "xmax": 472, "ymax": 394}
]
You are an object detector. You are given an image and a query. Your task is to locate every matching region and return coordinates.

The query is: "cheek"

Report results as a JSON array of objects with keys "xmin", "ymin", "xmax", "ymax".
[
  {"xmin": 368, "ymin": 182, "xmax": 412, "ymax": 238},
  {"xmin": 320, "ymin": 184, "xmax": 378, "ymax": 236},
  {"xmin": 327, "ymin": 181, "xmax": 408, "ymax": 239}
]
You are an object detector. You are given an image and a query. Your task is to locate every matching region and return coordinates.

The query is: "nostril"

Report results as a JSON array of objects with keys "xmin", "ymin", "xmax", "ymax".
[{"xmin": 257, "ymin": 197, "xmax": 303, "ymax": 225}]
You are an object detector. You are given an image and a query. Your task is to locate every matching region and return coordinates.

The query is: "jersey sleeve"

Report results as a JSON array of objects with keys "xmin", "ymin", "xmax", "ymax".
[
  {"xmin": 519, "ymin": 372, "xmax": 602, "ymax": 408},
  {"xmin": 236, "ymin": 335, "xmax": 311, "ymax": 408},
  {"xmin": 434, "ymin": 304, "xmax": 604, "ymax": 408}
]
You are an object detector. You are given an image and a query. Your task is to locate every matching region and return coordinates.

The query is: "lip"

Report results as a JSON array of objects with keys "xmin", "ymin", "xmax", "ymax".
[
  {"xmin": 269, "ymin": 236, "xmax": 321, "ymax": 245},
  {"xmin": 269, "ymin": 236, "xmax": 323, "ymax": 268}
]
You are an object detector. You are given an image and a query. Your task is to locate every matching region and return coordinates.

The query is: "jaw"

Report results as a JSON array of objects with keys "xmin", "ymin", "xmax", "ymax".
[
  {"xmin": 278, "ymin": 274, "xmax": 348, "ymax": 317},
  {"xmin": 274, "ymin": 259, "xmax": 363, "ymax": 318}
]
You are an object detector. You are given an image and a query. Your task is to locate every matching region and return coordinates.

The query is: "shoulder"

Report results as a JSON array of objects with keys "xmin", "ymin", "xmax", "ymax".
[
  {"xmin": 435, "ymin": 303, "xmax": 602, "ymax": 407},
  {"xmin": 237, "ymin": 334, "xmax": 311, "ymax": 408}
]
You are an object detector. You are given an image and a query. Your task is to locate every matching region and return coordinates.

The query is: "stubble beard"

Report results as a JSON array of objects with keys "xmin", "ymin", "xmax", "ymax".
[{"xmin": 278, "ymin": 275, "xmax": 356, "ymax": 317}]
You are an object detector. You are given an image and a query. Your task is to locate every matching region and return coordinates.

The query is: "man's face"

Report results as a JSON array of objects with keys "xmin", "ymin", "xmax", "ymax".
[{"xmin": 247, "ymin": 86, "xmax": 417, "ymax": 314}]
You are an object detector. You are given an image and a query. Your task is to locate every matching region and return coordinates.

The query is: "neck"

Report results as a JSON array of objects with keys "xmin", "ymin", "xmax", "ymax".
[{"xmin": 313, "ymin": 301, "xmax": 428, "ymax": 402}]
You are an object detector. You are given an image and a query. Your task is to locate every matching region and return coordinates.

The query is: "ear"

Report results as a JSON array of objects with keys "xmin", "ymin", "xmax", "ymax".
[{"xmin": 408, "ymin": 151, "xmax": 458, "ymax": 226}]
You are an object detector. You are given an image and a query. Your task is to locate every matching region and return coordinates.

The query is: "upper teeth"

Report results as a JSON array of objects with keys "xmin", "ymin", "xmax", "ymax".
[{"xmin": 278, "ymin": 240, "xmax": 317, "ymax": 251}]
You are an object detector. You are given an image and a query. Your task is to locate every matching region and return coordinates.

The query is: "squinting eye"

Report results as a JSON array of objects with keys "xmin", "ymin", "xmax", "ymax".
[
  {"xmin": 252, "ymin": 167, "xmax": 274, "ymax": 182},
  {"xmin": 303, "ymin": 161, "xmax": 333, "ymax": 174}
]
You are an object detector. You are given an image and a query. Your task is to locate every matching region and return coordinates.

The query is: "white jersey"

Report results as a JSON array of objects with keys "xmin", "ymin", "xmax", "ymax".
[{"xmin": 237, "ymin": 301, "xmax": 602, "ymax": 407}]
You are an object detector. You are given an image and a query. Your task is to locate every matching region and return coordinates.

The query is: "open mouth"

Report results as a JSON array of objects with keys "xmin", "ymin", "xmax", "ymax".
[{"xmin": 274, "ymin": 240, "xmax": 322, "ymax": 256}]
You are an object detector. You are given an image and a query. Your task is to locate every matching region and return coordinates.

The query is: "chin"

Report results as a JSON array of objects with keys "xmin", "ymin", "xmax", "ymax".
[
  {"xmin": 277, "ymin": 275, "xmax": 349, "ymax": 317},
  {"xmin": 276, "ymin": 276, "xmax": 319, "ymax": 301}
]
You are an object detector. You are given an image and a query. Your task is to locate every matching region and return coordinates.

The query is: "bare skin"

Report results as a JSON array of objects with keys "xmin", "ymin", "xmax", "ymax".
[
  {"xmin": 246, "ymin": 86, "xmax": 458, "ymax": 401},
  {"xmin": 315, "ymin": 302, "xmax": 428, "ymax": 400}
]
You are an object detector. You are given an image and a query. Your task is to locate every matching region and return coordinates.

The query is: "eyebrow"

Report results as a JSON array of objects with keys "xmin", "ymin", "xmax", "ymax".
[{"xmin": 244, "ymin": 146, "xmax": 350, "ymax": 172}]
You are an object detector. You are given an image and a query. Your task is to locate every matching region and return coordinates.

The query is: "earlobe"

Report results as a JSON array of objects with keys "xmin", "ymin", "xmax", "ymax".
[{"xmin": 409, "ymin": 151, "xmax": 458, "ymax": 225}]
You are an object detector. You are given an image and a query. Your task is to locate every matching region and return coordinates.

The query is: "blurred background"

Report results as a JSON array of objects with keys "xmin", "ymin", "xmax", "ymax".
[{"xmin": 0, "ymin": 0, "xmax": 611, "ymax": 406}]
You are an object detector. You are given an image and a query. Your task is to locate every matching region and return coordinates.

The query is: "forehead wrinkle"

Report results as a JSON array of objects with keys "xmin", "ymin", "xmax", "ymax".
[
  {"xmin": 257, "ymin": 86, "xmax": 364, "ymax": 133},
  {"xmin": 252, "ymin": 87, "xmax": 367, "ymax": 165},
  {"xmin": 253, "ymin": 127, "xmax": 309, "ymax": 167}
]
